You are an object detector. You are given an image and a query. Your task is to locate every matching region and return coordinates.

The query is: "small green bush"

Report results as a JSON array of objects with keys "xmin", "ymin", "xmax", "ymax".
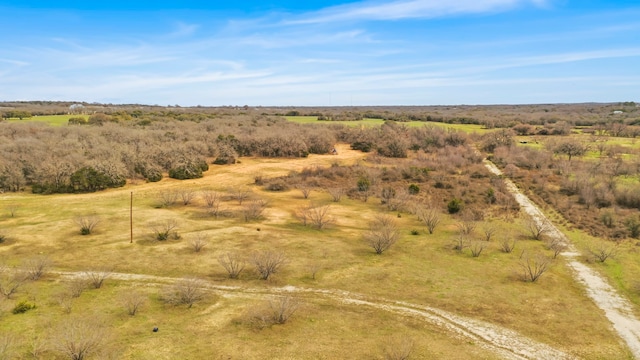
[
  {"xmin": 447, "ymin": 198, "xmax": 463, "ymax": 214},
  {"xmin": 408, "ymin": 184, "xmax": 420, "ymax": 195},
  {"xmin": 12, "ymin": 300, "xmax": 36, "ymax": 314}
]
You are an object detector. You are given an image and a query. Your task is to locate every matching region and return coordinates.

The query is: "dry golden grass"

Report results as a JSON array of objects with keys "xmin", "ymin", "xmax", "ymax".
[{"xmin": 0, "ymin": 144, "xmax": 634, "ymax": 358}]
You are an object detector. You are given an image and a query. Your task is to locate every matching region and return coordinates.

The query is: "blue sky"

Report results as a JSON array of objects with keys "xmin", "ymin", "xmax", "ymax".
[{"xmin": 0, "ymin": 0, "xmax": 638, "ymax": 106}]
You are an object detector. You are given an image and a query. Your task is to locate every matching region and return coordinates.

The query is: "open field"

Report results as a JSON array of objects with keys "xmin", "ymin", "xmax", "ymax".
[
  {"xmin": 285, "ymin": 116, "xmax": 490, "ymax": 133},
  {"xmin": 5, "ymin": 114, "xmax": 87, "ymax": 127},
  {"xmin": 0, "ymin": 143, "xmax": 635, "ymax": 359}
]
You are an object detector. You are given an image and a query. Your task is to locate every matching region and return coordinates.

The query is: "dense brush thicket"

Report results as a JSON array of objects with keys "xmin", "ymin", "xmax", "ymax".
[{"xmin": 0, "ymin": 112, "xmax": 474, "ymax": 194}]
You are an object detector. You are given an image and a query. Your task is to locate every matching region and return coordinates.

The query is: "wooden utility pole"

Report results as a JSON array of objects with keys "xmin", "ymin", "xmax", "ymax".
[{"xmin": 130, "ymin": 191, "xmax": 133, "ymax": 243}]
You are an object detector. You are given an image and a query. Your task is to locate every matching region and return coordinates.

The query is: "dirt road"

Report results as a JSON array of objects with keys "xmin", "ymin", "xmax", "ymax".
[
  {"xmin": 484, "ymin": 160, "xmax": 640, "ymax": 358},
  {"xmin": 54, "ymin": 270, "xmax": 572, "ymax": 360}
]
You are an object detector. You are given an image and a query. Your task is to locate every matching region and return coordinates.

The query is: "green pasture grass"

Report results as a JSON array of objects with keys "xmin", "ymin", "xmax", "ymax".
[
  {"xmin": 285, "ymin": 116, "xmax": 490, "ymax": 133},
  {"xmin": 5, "ymin": 114, "xmax": 87, "ymax": 126},
  {"xmin": 0, "ymin": 149, "xmax": 633, "ymax": 358}
]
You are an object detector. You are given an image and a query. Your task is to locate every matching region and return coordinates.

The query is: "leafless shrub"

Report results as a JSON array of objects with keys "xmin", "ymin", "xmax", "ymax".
[
  {"xmin": 202, "ymin": 190, "xmax": 222, "ymax": 217},
  {"xmin": 365, "ymin": 215, "xmax": 401, "ymax": 255},
  {"xmin": 417, "ymin": 207, "xmax": 440, "ymax": 234},
  {"xmin": 188, "ymin": 233, "xmax": 208, "ymax": 253},
  {"xmin": 157, "ymin": 189, "xmax": 178, "ymax": 207},
  {"xmin": 589, "ymin": 242, "xmax": 618, "ymax": 263},
  {"xmin": 23, "ymin": 255, "xmax": 53, "ymax": 280},
  {"xmin": 6, "ymin": 204, "xmax": 20, "ymax": 217},
  {"xmin": 0, "ymin": 333, "xmax": 17, "ymax": 360},
  {"xmin": 250, "ymin": 250, "xmax": 287, "ymax": 280},
  {"xmin": 519, "ymin": 253, "xmax": 552, "ymax": 282},
  {"xmin": 546, "ymin": 238, "xmax": 567, "ymax": 259},
  {"xmin": 298, "ymin": 185, "xmax": 313, "ymax": 199},
  {"xmin": 525, "ymin": 216, "xmax": 551, "ymax": 240},
  {"xmin": 83, "ymin": 267, "xmax": 113, "ymax": 289},
  {"xmin": 66, "ymin": 277, "xmax": 88, "ymax": 298},
  {"xmin": 162, "ymin": 277, "xmax": 206, "ymax": 308},
  {"xmin": 383, "ymin": 336, "xmax": 414, "ymax": 360},
  {"xmin": 499, "ymin": 238, "xmax": 517, "ymax": 253},
  {"xmin": 386, "ymin": 191, "xmax": 411, "ymax": 212},
  {"xmin": 481, "ymin": 223, "xmax": 498, "ymax": 242},
  {"xmin": 230, "ymin": 187, "xmax": 250, "ymax": 205},
  {"xmin": 50, "ymin": 316, "xmax": 112, "ymax": 360},
  {"xmin": 297, "ymin": 203, "xmax": 334, "ymax": 229},
  {"xmin": 120, "ymin": 290, "xmax": 147, "ymax": 316},
  {"xmin": 249, "ymin": 296, "xmax": 300, "ymax": 329},
  {"xmin": 452, "ymin": 234, "xmax": 470, "ymax": 252},
  {"xmin": 307, "ymin": 262, "xmax": 321, "ymax": 280},
  {"xmin": 456, "ymin": 219, "xmax": 476, "ymax": 236},
  {"xmin": 55, "ymin": 291, "xmax": 74, "ymax": 314},
  {"xmin": 218, "ymin": 252, "xmax": 246, "ymax": 279},
  {"xmin": 28, "ymin": 335, "xmax": 47, "ymax": 359},
  {"xmin": 327, "ymin": 187, "xmax": 345, "ymax": 202},
  {"xmin": 150, "ymin": 219, "xmax": 179, "ymax": 241},
  {"xmin": 469, "ymin": 241, "xmax": 486, "ymax": 257},
  {"xmin": 242, "ymin": 199, "xmax": 268, "ymax": 221},
  {"xmin": 0, "ymin": 266, "xmax": 27, "ymax": 299},
  {"xmin": 178, "ymin": 189, "xmax": 197, "ymax": 205},
  {"xmin": 75, "ymin": 215, "xmax": 100, "ymax": 235}
]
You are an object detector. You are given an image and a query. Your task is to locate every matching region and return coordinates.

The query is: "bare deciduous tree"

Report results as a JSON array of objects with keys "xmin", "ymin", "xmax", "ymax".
[
  {"xmin": 525, "ymin": 216, "xmax": 551, "ymax": 240},
  {"xmin": 589, "ymin": 242, "xmax": 617, "ymax": 263},
  {"xmin": 546, "ymin": 238, "xmax": 567, "ymax": 259},
  {"xmin": 202, "ymin": 190, "xmax": 221, "ymax": 218},
  {"xmin": 0, "ymin": 333, "xmax": 17, "ymax": 360},
  {"xmin": 456, "ymin": 219, "xmax": 476, "ymax": 236},
  {"xmin": 250, "ymin": 250, "xmax": 287, "ymax": 280},
  {"xmin": 249, "ymin": 296, "xmax": 300, "ymax": 329},
  {"xmin": 75, "ymin": 215, "xmax": 100, "ymax": 235},
  {"xmin": 327, "ymin": 187, "xmax": 345, "ymax": 202},
  {"xmin": 83, "ymin": 267, "xmax": 113, "ymax": 289},
  {"xmin": 365, "ymin": 215, "xmax": 401, "ymax": 255},
  {"xmin": 383, "ymin": 336, "xmax": 414, "ymax": 360},
  {"xmin": 469, "ymin": 241, "xmax": 486, "ymax": 257},
  {"xmin": 297, "ymin": 185, "xmax": 313, "ymax": 199},
  {"xmin": 269, "ymin": 296, "xmax": 300, "ymax": 324},
  {"xmin": 6, "ymin": 204, "xmax": 20, "ymax": 217},
  {"xmin": 120, "ymin": 290, "xmax": 147, "ymax": 316},
  {"xmin": 452, "ymin": 234, "xmax": 470, "ymax": 252},
  {"xmin": 157, "ymin": 189, "xmax": 178, "ymax": 207},
  {"xmin": 230, "ymin": 187, "xmax": 250, "ymax": 205},
  {"xmin": 307, "ymin": 262, "xmax": 321, "ymax": 280},
  {"xmin": 22, "ymin": 255, "xmax": 52, "ymax": 280},
  {"xmin": 178, "ymin": 189, "xmax": 197, "ymax": 205},
  {"xmin": 66, "ymin": 277, "xmax": 88, "ymax": 298},
  {"xmin": 297, "ymin": 203, "xmax": 334, "ymax": 229},
  {"xmin": 417, "ymin": 207, "xmax": 440, "ymax": 234},
  {"xmin": 499, "ymin": 238, "xmax": 517, "ymax": 253},
  {"xmin": 55, "ymin": 291, "xmax": 74, "ymax": 313},
  {"xmin": 0, "ymin": 266, "xmax": 27, "ymax": 299},
  {"xmin": 242, "ymin": 199, "xmax": 267, "ymax": 222},
  {"xmin": 481, "ymin": 223, "xmax": 498, "ymax": 242},
  {"xmin": 162, "ymin": 277, "xmax": 206, "ymax": 308},
  {"xmin": 188, "ymin": 233, "xmax": 208, "ymax": 253},
  {"xmin": 50, "ymin": 317, "xmax": 112, "ymax": 360},
  {"xmin": 218, "ymin": 252, "xmax": 245, "ymax": 279},
  {"xmin": 150, "ymin": 219, "xmax": 179, "ymax": 241},
  {"xmin": 519, "ymin": 253, "xmax": 552, "ymax": 282}
]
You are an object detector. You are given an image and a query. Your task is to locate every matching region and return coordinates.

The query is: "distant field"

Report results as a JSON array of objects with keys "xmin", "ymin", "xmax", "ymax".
[
  {"xmin": 5, "ymin": 114, "xmax": 87, "ymax": 126},
  {"xmin": 285, "ymin": 116, "xmax": 490, "ymax": 133}
]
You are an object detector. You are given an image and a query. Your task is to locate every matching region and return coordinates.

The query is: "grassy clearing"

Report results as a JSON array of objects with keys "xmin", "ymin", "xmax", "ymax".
[
  {"xmin": 5, "ymin": 114, "xmax": 86, "ymax": 126},
  {"xmin": 0, "ymin": 144, "xmax": 632, "ymax": 358},
  {"xmin": 285, "ymin": 116, "xmax": 490, "ymax": 133}
]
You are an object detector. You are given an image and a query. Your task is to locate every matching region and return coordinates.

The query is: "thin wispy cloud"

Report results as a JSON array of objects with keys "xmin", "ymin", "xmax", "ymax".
[
  {"xmin": 0, "ymin": 1, "xmax": 637, "ymax": 105},
  {"xmin": 288, "ymin": 0, "xmax": 548, "ymax": 24}
]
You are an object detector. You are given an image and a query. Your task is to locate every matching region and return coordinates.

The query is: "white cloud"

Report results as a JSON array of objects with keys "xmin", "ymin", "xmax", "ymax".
[
  {"xmin": 288, "ymin": 0, "xmax": 548, "ymax": 24},
  {"xmin": 169, "ymin": 22, "xmax": 200, "ymax": 37}
]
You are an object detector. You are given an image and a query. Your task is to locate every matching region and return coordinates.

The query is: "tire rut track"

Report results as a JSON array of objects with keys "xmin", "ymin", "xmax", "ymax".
[{"xmin": 484, "ymin": 160, "xmax": 640, "ymax": 358}]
